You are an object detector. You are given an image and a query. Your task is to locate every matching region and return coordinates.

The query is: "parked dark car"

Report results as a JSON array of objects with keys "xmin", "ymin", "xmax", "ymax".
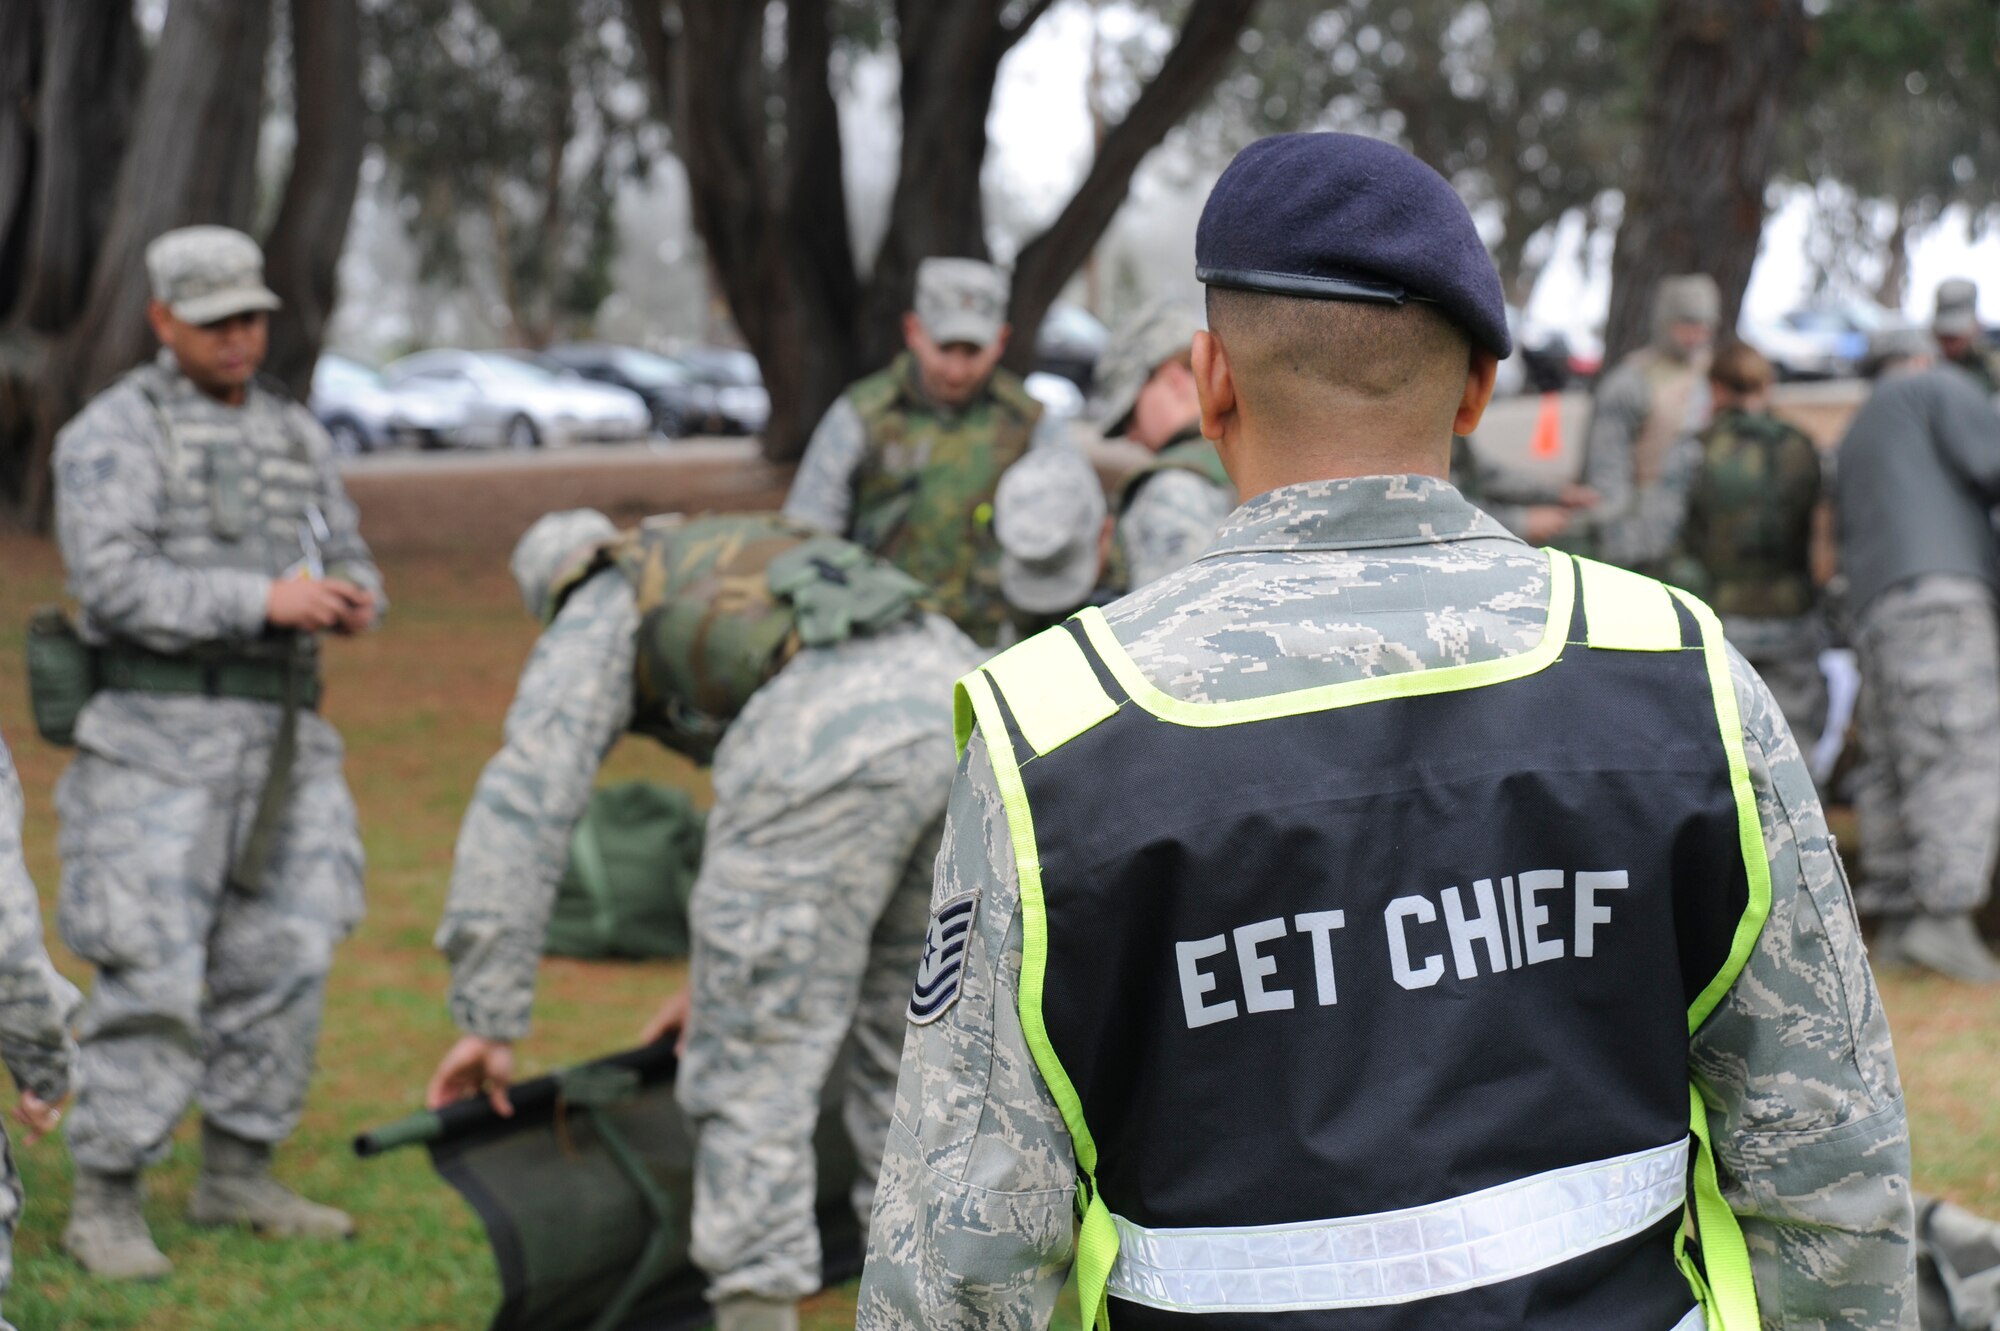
[
  {"xmin": 540, "ymin": 343, "xmax": 712, "ymax": 437},
  {"xmin": 673, "ymin": 347, "xmax": 771, "ymax": 436}
]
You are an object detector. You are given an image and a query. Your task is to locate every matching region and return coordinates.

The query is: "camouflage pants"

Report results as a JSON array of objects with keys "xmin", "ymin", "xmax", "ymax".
[
  {"xmin": 0, "ymin": 1126, "xmax": 18, "ymax": 1331},
  {"xmin": 676, "ymin": 729, "xmax": 951, "ymax": 1304},
  {"xmin": 56, "ymin": 728, "xmax": 364, "ymax": 1174},
  {"xmin": 1852, "ymin": 577, "xmax": 2000, "ymax": 918}
]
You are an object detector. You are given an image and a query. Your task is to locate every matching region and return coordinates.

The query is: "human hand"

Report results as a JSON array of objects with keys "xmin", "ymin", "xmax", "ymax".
[
  {"xmin": 640, "ymin": 988, "xmax": 693, "ymax": 1058},
  {"xmin": 426, "ymin": 1035, "xmax": 515, "ymax": 1116},
  {"xmin": 12, "ymin": 1090, "xmax": 64, "ymax": 1146},
  {"xmin": 1559, "ymin": 484, "xmax": 1601, "ymax": 509},
  {"xmin": 330, "ymin": 585, "xmax": 378, "ymax": 635},
  {"xmin": 267, "ymin": 577, "xmax": 372, "ymax": 633},
  {"xmin": 1522, "ymin": 505, "xmax": 1573, "ymax": 545}
]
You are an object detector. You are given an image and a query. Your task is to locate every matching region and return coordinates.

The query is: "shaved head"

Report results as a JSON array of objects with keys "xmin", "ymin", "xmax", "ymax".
[
  {"xmin": 1192, "ymin": 288, "xmax": 1499, "ymax": 496},
  {"xmin": 1205, "ymin": 288, "xmax": 1474, "ymax": 433}
]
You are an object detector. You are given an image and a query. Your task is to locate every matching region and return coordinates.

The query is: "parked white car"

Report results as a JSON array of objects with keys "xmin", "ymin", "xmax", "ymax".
[
  {"xmin": 383, "ymin": 349, "xmax": 651, "ymax": 449},
  {"xmin": 310, "ymin": 353, "xmax": 466, "ymax": 453}
]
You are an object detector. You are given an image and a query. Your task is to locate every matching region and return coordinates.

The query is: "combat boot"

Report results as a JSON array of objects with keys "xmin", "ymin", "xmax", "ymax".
[
  {"xmin": 713, "ymin": 1296, "xmax": 800, "ymax": 1331},
  {"xmin": 63, "ymin": 1169, "xmax": 172, "ymax": 1280},
  {"xmin": 187, "ymin": 1120, "xmax": 355, "ymax": 1239},
  {"xmin": 1900, "ymin": 913, "xmax": 2000, "ymax": 984}
]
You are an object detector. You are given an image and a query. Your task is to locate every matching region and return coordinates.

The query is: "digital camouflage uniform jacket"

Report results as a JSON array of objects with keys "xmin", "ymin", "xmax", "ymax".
[
  {"xmin": 0, "ymin": 731, "xmax": 79, "ymax": 1106},
  {"xmin": 859, "ymin": 477, "xmax": 1914, "ymax": 1331}
]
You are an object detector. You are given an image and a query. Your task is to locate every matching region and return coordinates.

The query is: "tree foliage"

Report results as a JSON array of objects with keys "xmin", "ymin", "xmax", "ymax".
[
  {"xmin": 369, "ymin": 0, "xmax": 655, "ymax": 348},
  {"xmin": 1786, "ymin": 0, "xmax": 2000, "ymax": 304},
  {"xmin": 1166, "ymin": 0, "xmax": 1650, "ymax": 302},
  {"xmin": 626, "ymin": 0, "xmax": 1263, "ymax": 461}
]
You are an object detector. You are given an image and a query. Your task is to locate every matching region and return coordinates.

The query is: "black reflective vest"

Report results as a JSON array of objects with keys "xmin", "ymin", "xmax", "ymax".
[{"xmin": 957, "ymin": 553, "xmax": 1768, "ymax": 1331}]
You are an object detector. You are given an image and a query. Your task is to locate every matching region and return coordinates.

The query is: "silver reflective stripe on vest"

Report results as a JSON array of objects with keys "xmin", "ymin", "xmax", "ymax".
[
  {"xmin": 1107, "ymin": 1138, "xmax": 1690, "ymax": 1313},
  {"xmin": 1670, "ymin": 1307, "xmax": 1708, "ymax": 1331}
]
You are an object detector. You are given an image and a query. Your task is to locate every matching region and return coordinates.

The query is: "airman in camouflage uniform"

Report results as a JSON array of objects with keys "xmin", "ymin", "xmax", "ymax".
[
  {"xmin": 1838, "ymin": 331, "xmax": 2000, "ymax": 983},
  {"xmin": 783, "ymin": 258, "xmax": 1072, "ymax": 648},
  {"xmin": 860, "ymin": 135, "xmax": 1912, "ymax": 1330},
  {"xmin": 1542, "ymin": 275, "xmax": 1718, "ymax": 568},
  {"xmin": 1091, "ymin": 301, "xmax": 1235, "ymax": 593},
  {"xmin": 1664, "ymin": 341, "xmax": 1829, "ymax": 755},
  {"xmin": 51, "ymin": 227, "xmax": 377, "ymax": 1279},
  {"xmin": 427, "ymin": 510, "xmax": 982, "ymax": 1331},
  {"xmin": 1931, "ymin": 278, "xmax": 2000, "ymax": 400},
  {"xmin": 0, "ymin": 729, "xmax": 83, "ymax": 1329}
]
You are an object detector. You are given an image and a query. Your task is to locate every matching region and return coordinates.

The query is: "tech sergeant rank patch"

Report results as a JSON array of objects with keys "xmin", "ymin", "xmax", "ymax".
[{"xmin": 908, "ymin": 891, "xmax": 978, "ymax": 1025}]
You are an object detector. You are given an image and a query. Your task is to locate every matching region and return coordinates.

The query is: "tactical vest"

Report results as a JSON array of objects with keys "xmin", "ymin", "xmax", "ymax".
[
  {"xmin": 129, "ymin": 359, "xmax": 325, "ymax": 588},
  {"xmin": 847, "ymin": 353, "xmax": 1042, "ymax": 647},
  {"xmin": 957, "ymin": 554, "xmax": 1767, "ymax": 1331},
  {"xmin": 548, "ymin": 513, "xmax": 926, "ymax": 763},
  {"xmin": 1103, "ymin": 433, "xmax": 1234, "ymax": 596},
  {"xmin": 1681, "ymin": 409, "xmax": 1820, "ymax": 620}
]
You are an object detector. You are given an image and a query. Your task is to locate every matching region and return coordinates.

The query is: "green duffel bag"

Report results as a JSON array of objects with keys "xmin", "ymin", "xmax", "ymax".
[
  {"xmin": 545, "ymin": 781, "xmax": 706, "ymax": 961},
  {"xmin": 25, "ymin": 606, "xmax": 97, "ymax": 747}
]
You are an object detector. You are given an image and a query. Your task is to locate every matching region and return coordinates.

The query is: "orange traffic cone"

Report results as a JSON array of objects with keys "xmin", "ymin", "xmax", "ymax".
[{"xmin": 1530, "ymin": 392, "xmax": 1563, "ymax": 460}]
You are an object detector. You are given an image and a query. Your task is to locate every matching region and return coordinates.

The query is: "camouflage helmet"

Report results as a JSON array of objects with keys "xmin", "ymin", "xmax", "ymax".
[
  {"xmin": 511, "ymin": 508, "xmax": 619, "ymax": 621},
  {"xmin": 1090, "ymin": 301, "xmax": 1203, "ymax": 437}
]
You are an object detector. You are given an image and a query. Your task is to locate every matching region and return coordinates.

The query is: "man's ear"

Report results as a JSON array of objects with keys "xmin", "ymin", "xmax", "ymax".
[
  {"xmin": 146, "ymin": 300, "xmax": 176, "ymax": 346},
  {"xmin": 1452, "ymin": 349, "xmax": 1502, "ymax": 439},
  {"xmin": 902, "ymin": 311, "xmax": 926, "ymax": 351},
  {"xmin": 1191, "ymin": 330, "xmax": 1235, "ymax": 443}
]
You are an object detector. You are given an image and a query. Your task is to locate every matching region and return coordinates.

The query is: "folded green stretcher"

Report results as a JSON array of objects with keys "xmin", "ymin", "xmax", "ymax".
[{"xmin": 356, "ymin": 1041, "xmax": 862, "ymax": 1331}]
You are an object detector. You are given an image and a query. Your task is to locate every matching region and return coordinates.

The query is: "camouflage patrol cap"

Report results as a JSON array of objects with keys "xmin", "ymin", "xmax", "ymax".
[
  {"xmin": 145, "ymin": 226, "xmax": 282, "ymax": 325},
  {"xmin": 1933, "ymin": 278, "xmax": 1981, "ymax": 338},
  {"xmin": 914, "ymin": 257, "xmax": 1009, "ymax": 348},
  {"xmin": 994, "ymin": 448, "xmax": 1105, "ymax": 614},
  {"xmin": 1091, "ymin": 301, "xmax": 1203, "ymax": 438},
  {"xmin": 511, "ymin": 508, "xmax": 620, "ymax": 621},
  {"xmin": 1653, "ymin": 274, "xmax": 1721, "ymax": 329}
]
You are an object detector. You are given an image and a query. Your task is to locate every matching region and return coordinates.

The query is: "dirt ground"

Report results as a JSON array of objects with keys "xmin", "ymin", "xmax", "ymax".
[{"xmin": 0, "ymin": 437, "xmax": 1995, "ymax": 1325}]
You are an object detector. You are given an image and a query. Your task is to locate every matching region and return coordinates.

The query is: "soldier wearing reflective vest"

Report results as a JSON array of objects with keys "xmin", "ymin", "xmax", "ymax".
[
  {"xmin": 783, "ymin": 257, "xmax": 1070, "ymax": 648},
  {"xmin": 427, "ymin": 510, "xmax": 981, "ymax": 1331},
  {"xmin": 50, "ymin": 226, "xmax": 380, "ymax": 1279},
  {"xmin": 859, "ymin": 134, "xmax": 1914, "ymax": 1330},
  {"xmin": 1093, "ymin": 301, "xmax": 1236, "ymax": 594}
]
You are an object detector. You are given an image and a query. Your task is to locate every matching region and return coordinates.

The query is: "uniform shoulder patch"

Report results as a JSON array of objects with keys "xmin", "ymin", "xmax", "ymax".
[{"xmin": 909, "ymin": 892, "xmax": 978, "ymax": 1025}]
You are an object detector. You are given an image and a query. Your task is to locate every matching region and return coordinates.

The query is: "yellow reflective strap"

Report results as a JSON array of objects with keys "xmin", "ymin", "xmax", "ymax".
[
  {"xmin": 953, "ymin": 673, "xmax": 980, "ymax": 759},
  {"xmin": 1076, "ymin": 1186, "xmax": 1119, "ymax": 1331},
  {"xmin": 1686, "ymin": 1084, "xmax": 1761, "ymax": 1329},
  {"xmin": 983, "ymin": 625, "xmax": 1120, "ymax": 756},
  {"xmin": 961, "ymin": 668, "xmax": 1118, "ymax": 1320},
  {"xmin": 1669, "ymin": 587, "xmax": 1775, "ymax": 1035},
  {"xmin": 1576, "ymin": 557, "xmax": 1683, "ymax": 651}
]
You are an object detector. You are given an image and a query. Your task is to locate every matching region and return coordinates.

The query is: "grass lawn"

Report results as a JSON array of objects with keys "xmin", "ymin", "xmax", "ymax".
[{"xmin": 1, "ymin": 528, "xmax": 1995, "ymax": 1328}]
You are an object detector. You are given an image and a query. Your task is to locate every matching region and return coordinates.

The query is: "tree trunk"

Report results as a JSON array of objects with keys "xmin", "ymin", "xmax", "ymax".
[
  {"xmin": 1873, "ymin": 201, "xmax": 1916, "ymax": 312},
  {"xmin": 6, "ymin": 0, "xmax": 274, "ymax": 526},
  {"xmin": 263, "ymin": 0, "xmax": 366, "ymax": 398},
  {"xmin": 1005, "ymin": 0, "xmax": 1261, "ymax": 372},
  {"xmin": 1601, "ymin": 0, "xmax": 1808, "ymax": 367},
  {"xmin": 63, "ymin": 0, "xmax": 273, "ymax": 401},
  {"xmin": 633, "ymin": 0, "xmax": 1260, "ymax": 462}
]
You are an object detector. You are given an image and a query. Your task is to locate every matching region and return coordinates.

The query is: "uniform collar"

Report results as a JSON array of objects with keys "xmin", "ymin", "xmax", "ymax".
[{"xmin": 1200, "ymin": 474, "xmax": 1522, "ymax": 558}]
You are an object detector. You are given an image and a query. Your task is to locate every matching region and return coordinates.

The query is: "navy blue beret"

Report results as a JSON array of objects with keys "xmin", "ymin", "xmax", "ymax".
[{"xmin": 1196, "ymin": 132, "xmax": 1512, "ymax": 358}]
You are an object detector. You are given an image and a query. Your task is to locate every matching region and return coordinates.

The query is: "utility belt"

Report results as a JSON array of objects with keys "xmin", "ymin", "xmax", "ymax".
[
  {"xmin": 96, "ymin": 643, "xmax": 323, "ymax": 710},
  {"xmin": 27, "ymin": 607, "xmax": 319, "ymax": 746},
  {"xmin": 26, "ymin": 608, "xmax": 319, "ymax": 892}
]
